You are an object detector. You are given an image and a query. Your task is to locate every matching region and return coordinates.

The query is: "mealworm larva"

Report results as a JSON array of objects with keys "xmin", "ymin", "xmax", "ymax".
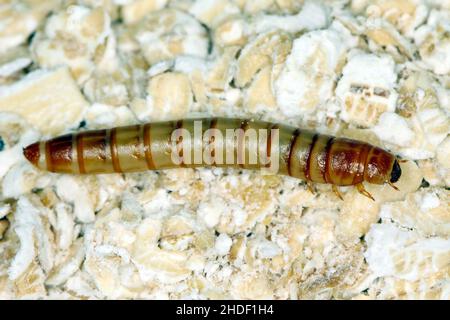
[{"xmin": 23, "ymin": 118, "xmax": 402, "ymax": 199}]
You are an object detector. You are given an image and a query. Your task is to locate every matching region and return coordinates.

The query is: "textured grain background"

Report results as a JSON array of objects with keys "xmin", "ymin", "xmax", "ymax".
[{"xmin": 0, "ymin": 0, "xmax": 448, "ymax": 299}]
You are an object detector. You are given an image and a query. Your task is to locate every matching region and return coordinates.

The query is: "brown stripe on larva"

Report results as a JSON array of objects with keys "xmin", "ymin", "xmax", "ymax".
[
  {"xmin": 238, "ymin": 119, "xmax": 249, "ymax": 168},
  {"xmin": 304, "ymin": 134, "xmax": 318, "ymax": 181},
  {"xmin": 76, "ymin": 133, "xmax": 86, "ymax": 174},
  {"xmin": 287, "ymin": 129, "xmax": 300, "ymax": 176},
  {"xmin": 266, "ymin": 123, "xmax": 278, "ymax": 168},
  {"xmin": 175, "ymin": 119, "xmax": 185, "ymax": 167},
  {"xmin": 110, "ymin": 128, "xmax": 121, "ymax": 173},
  {"xmin": 208, "ymin": 118, "xmax": 218, "ymax": 162},
  {"xmin": 210, "ymin": 118, "xmax": 218, "ymax": 129},
  {"xmin": 143, "ymin": 123, "xmax": 155, "ymax": 170},
  {"xmin": 323, "ymin": 137, "xmax": 335, "ymax": 183}
]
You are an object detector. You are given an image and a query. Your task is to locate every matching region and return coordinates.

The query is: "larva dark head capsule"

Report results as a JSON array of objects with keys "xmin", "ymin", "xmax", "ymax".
[{"xmin": 390, "ymin": 159, "xmax": 401, "ymax": 183}]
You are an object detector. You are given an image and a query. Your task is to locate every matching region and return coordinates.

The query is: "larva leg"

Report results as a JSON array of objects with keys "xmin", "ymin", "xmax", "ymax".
[
  {"xmin": 356, "ymin": 183, "xmax": 375, "ymax": 201},
  {"xmin": 388, "ymin": 181, "xmax": 399, "ymax": 191},
  {"xmin": 332, "ymin": 185, "xmax": 343, "ymax": 200},
  {"xmin": 306, "ymin": 181, "xmax": 315, "ymax": 194}
]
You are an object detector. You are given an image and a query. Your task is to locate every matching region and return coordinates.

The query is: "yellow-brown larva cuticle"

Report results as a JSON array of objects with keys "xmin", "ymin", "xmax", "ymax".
[{"xmin": 23, "ymin": 118, "xmax": 401, "ymax": 191}]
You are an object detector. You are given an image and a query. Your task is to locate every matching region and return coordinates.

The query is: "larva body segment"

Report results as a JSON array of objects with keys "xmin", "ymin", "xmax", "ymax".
[{"xmin": 23, "ymin": 118, "xmax": 401, "ymax": 189}]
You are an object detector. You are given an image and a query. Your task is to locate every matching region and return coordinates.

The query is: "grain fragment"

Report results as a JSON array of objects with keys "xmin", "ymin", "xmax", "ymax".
[{"xmin": 0, "ymin": 67, "xmax": 88, "ymax": 136}]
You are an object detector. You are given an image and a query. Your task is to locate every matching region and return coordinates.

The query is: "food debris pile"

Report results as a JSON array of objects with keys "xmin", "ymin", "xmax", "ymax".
[{"xmin": 0, "ymin": 0, "xmax": 448, "ymax": 299}]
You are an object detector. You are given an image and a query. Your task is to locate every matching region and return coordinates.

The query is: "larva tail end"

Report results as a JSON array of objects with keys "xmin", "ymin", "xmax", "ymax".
[
  {"xmin": 23, "ymin": 142, "xmax": 40, "ymax": 166},
  {"xmin": 390, "ymin": 160, "xmax": 401, "ymax": 183}
]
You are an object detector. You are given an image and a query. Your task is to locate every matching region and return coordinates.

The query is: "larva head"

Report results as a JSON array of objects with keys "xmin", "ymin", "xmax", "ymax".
[
  {"xmin": 390, "ymin": 159, "xmax": 401, "ymax": 183},
  {"xmin": 364, "ymin": 147, "xmax": 399, "ymax": 185}
]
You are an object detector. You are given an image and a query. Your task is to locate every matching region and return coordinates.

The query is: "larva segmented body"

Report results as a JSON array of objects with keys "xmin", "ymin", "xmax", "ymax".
[{"xmin": 23, "ymin": 118, "xmax": 401, "ymax": 198}]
